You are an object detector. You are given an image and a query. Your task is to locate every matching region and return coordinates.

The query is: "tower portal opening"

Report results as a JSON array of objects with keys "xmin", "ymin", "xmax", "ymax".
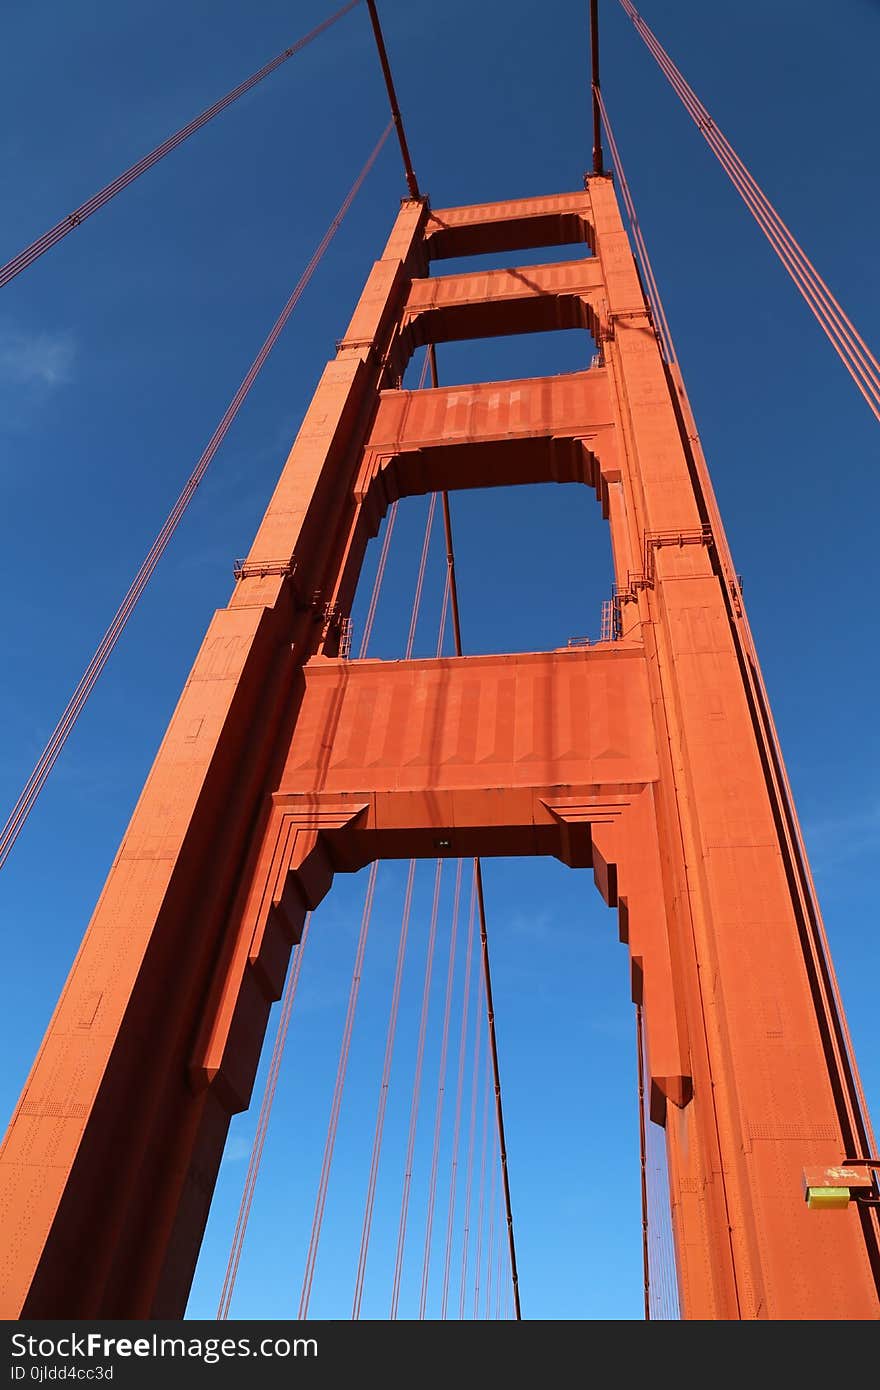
[{"xmin": 351, "ymin": 480, "xmax": 614, "ymax": 661}]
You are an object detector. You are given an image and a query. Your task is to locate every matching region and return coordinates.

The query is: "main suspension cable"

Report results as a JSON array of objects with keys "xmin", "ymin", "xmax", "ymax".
[
  {"xmin": 0, "ymin": 122, "xmax": 392, "ymax": 875},
  {"xmin": 589, "ymin": 0, "xmax": 604, "ymax": 174},
  {"xmin": 364, "ymin": 1, "xmax": 420, "ymax": 198},
  {"xmin": 593, "ymin": 88, "xmax": 674, "ymax": 362},
  {"xmin": 0, "ymin": 1, "xmax": 361, "ymax": 290},
  {"xmin": 616, "ymin": 0, "xmax": 880, "ymax": 422},
  {"xmin": 598, "ymin": 14, "xmax": 878, "ymax": 1284},
  {"xmin": 599, "ymin": 13, "xmax": 879, "ymax": 1173},
  {"xmin": 618, "ymin": 0, "xmax": 880, "ymax": 397}
]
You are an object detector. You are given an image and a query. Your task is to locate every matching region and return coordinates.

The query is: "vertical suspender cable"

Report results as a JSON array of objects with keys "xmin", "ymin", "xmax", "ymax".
[
  {"xmin": 635, "ymin": 1003, "xmax": 651, "ymax": 1321},
  {"xmin": 357, "ymin": 348, "xmax": 430, "ymax": 657},
  {"xmin": 220, "ymin": 370, "xmax": 407, "ymax": 1315},
  {"xmin": 0, "ymin": 122, "xmax": 393, "ymax": 874},
  {"xmin": 459, "ymin": 983, "xmax": 484, "ymax": 1319},
  {"xmin": 0, "ymin": 0, "xmax": 363, "ymax": 289},
  {"xmin": 429, "ymin": 344, "xmax": 523, "ymax": 1319},
  {"xmin": 418, "ymin": 858, "xmax": 464, "ymax": 1317},
  {"xmin": 351, "ymin": 860, "xmax": 417, "ymax": 1317},
  {"xmin": 440, "ymin": 869, "xmax": 478, "ymax": 1318},
  {"xmin": 389, "ymin": 859, "xmax": 444, "ymax": 1318},
  {"xmin": 217, "ymin": 913, "xmax": 312, "ymax": 1317},
  {"xmin": 473, "ymin": 862, "xmax": 522, "ymax": 1320},
  {"xmin": 472, "ymin": 1060, "xmax": 491, "ymax": 1318},
  {"xmin": 494, "ymin": 1188, "xmax": 504, "ymax": 1319},
  {"xmin": 484, "ymin": 1126, "xmax": 498, "ymax": 1319},
  {"xmin": 435, "ymin": 575, "xmax": 450, "ymax": 659},
  {"xmin": 427, "ymin": 345, "xmax": 464, "ymax": 657},
  {"xmin": 351, "ymin": 445, "xmax": 448, "ymax": 1315},
  {"xmin": 298, "ymin": 860, "xmax": 379, "ymax": 1318},
  {"xmin": 406, "ymin": 495, "xmax": 438, "ymax": 657},
  {"xmin": 305, "ymin": 359, "xmax": 452, "ymax": 1313},
  {"xmin": 358, "ymin": 504, "xmax": 398, "ymax": 657}
]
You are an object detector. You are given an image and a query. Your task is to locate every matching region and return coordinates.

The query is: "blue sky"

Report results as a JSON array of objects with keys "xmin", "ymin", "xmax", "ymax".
[{"xmin": 0, "ymin": 0, "xmax": 877, "ymax": 1321}]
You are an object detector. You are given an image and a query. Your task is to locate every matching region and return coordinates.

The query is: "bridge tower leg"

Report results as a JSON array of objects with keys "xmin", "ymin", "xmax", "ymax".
[{"xmin": 1, "ymin": 180, "xmax": 876, "ymax": 1319}]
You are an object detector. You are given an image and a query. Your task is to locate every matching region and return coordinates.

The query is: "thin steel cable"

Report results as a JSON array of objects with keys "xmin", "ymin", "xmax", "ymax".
[
  {"xmin": 426, "ymin": 346, "xmax": 465, "ymax": 659},
  {"xmin": 474, "ymin": 861, "xmax": 522, "ymax": 1319},
  {"xmin": 351, "ymin": 405, "xmax": 451, "ymax": 1316},
  {"xmin": 618, "ymin": 0, "xmax": 880, "ymax": 399},
  {"xmin": 602, "ymin": 68, "xmax": 874, "ymax": 1289},
  {"xmin": 416, "ymin": 347, "xmax": 432, "ymax": 389},
  {"xmin": 594, "ymin": 88, "xmax": 674, "ymax": 362},
  {"xmin": 440, "ymin": 868, "xmax": 478, "ymax": 1318},
  {"xmin": 389, "ymin": 858, "xmax": 444, "ymax": 1318},
  {"xmin": 351, "ymin": 860, "xmax": 417, "ymax": 1318},
  {"xmin": 0, "ymin": 122, "xmax": 393, "ymax": 874},
  {"xmin": 635, "ymin": 1003, "xmax": 651, "ymax": 1321},
  {"xmin": 405, "ymin": 493, "xmax": 438, "ymax": 658},
  {"xmin": 221, "ymin": 361, "xmax": 406, "ymax": 1319},
  {"xmin": 0, "ymin": 1, "xmax": 362, "ymax": 289},
  {"xmin": 418, "ymin": 858, "xmax": 463, "ymax": 1318},
  {"xmin": 429, "ymin": 343, "xmax": 523, "ymax": 1318},
  {"xmin": 364, "ymin": 1, "xmax": 420, "ymax": 198},
  {"xmin": 217, "ymin": 912, "xmax": 313, "ymax": 1318},
  {"xmin": 298, "ymin": 860, "xmax": 379, "ymax": 1319},
  {"xmin": 494, "ymin": 1190, "xmax": 504, "ymax": 1319},
  {"xmin": 484, "ymin": 1126, "xmax": 498, "ymax": 1319},
  {"xmin": 617, "ymin": 1, "xmax": 880, "ymax": 420},
  {"xmin": 435, "ymin": 574, "xmax": 450, "ymax": 659},
  {"xmin": 458, "ymin": 958, "xmax": 484, "ymax": 1319},
  {"xmin": 601, "ymin": 23, "xmax": 879, "ymax": 1176},
  {"xmin": 358, "ymin": 349, "xmax": 430, "ymax": 658},
  {"xmin": 647, "ymin": 1115, "xmax": 679, "ymax": 1318},
  {"xmin": 472, "ymin": 1059, "xmax": 491, "ymax": 1319},
  {"xmin": 358, "ymin": 503, "xmax": 398, "ymax": 656}
]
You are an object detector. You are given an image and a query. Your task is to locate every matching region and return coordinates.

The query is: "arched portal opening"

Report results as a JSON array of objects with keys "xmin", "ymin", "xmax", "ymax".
[{"xmin": 187, "ymin": 849, "xmax": 665, "ymax": 1320}]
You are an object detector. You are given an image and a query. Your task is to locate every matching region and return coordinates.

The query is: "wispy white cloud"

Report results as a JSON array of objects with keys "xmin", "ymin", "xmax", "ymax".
[
  {"xmin": 802, "ymin": 800, "xmax": 880, "ymax": 876},
  {"xmin": 0, "ymin": 323, "xmax": 75, "ymax": 387},
  {"xmin": 222, "ymin": 1133, "xmax": 253, "ymax": 1164}
]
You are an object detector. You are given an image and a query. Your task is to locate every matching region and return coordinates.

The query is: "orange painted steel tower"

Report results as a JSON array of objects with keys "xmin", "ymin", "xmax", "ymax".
[{"xmin": 1, "ymin": 179, "xmax": 877, "ymax": 1320}]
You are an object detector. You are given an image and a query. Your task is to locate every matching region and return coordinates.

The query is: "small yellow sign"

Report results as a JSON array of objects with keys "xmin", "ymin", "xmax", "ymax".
[{"xmin": 805, "ymin": 1186, "xmax": 851, "ymax": 1211}]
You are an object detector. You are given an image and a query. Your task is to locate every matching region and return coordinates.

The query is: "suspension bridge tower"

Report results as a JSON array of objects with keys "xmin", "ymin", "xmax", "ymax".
[{"xmin": 0, "ymin": 2, "xmax": 877, "ymax": 1322}]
